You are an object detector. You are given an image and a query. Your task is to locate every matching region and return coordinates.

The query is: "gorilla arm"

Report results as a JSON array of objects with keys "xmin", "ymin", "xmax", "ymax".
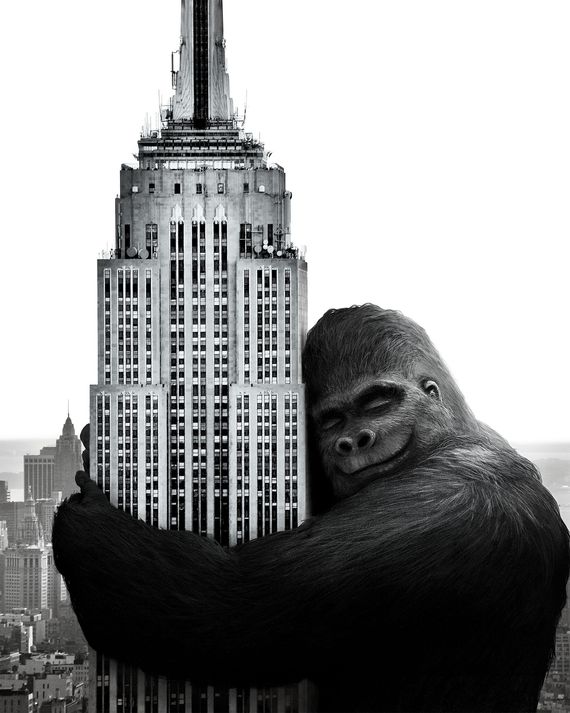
[{"xmin": 52, "ymin": 444, "xmax": 568, "ymax": 702}]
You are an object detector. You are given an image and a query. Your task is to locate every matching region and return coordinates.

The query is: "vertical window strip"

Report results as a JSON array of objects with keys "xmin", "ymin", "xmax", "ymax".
[
  {"xmin": 285, "ymin": 269, "xmax": 292, "ymax": 383},
  {"xmin": 131, "ymin": 394, "xmax": 138, "ymax": 519},
  {"xmin": 126, "ymin": 270, "xmax": 132, "ymax": 385},
  {"xmin": 221, "ymin": 221, "xmax": 229, "ymax": 546},
  {"xmin": 97, "ymin": 395, "xmax": 104, "ymax": 491},
  {"xmin": 152, "ymin": 395, "xmax": 159, "ymax": 528},
  {"xmin": 284, "ymin": 394, "xmax": 291, "ymax": 531},
  {"xmin": 292, "ymin": 394, "xmax": 298, "ymax": 527},
  {"xmin": 244, "ymin": 270, "xmax": 250, "ymax": 381},
  {"xmin": 145, "ymin": 223, "xmax": 158, "ymax": 258},
  {"xmin": 271, "ymin": 394, "xmax": 278, "ymax": 533},
  {"xmin": 104, "ymin": 394, "xmax": 111, "ymax": 498},
  {"xmin": 236, "ymin": 396, "xmax": 243, "ymax": 545},
  {"xmin": 118, "ymin": 269, "xmax": 124, "ymax": 385},
  {"xmin": 104, "ymin": 270, "xmax": 111, "ymax": 385},
  {"xmin": 199, "ymin": 221, "xmax": 207, "ymax": 537},
  {"xmin": 170, "ymin": 220, "xmax": 185, "ymax": 530},
  {"xmin": 145, "ymin": 270, "xmax": 152, "ymax": 384},
  {"xmin": 191, "ymin": 223, "xmax": 200, "ymax": 535},
  {"xmin": 257, "ymin": 395, "xmax": 263, "ymax": 536},
  {"xmin": 271, "ymin": 270, "xmax": 278, "ymax": 382},
  {"xmin": 145, "ymin": 394, "xmax": 152, "ymax": 524},
  {"xmin": 263, "ymin": 395, "xmax": 270, "ymax": 535},
  {"xmin": 214, "ymin": 222, "xmax": 222, "ymax": 542},
  {"xmin": 118, "ymin": 395, "xmax": 124, "ymax": 510},
  {"xmin": 133, "ymin": 270, "xmax": 138, "ymax": 386},
  {"xmin": 244, "ymin": 395, "xmax": 250, "ymax": 542},
  {"xmin": 257, "ymin": 269, "xmax": 263, "ymax": 383}
]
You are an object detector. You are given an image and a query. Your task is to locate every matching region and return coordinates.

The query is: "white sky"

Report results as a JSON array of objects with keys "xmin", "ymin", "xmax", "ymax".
[{"xmin": 0, "ymin": 0, "xmax": 568, "ymax": 443}]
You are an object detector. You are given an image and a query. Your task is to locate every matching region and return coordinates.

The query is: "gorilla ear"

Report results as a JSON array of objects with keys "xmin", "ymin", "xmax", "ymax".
[{"xmin": 423, "ymin": 380, "xmax": 441, "ymax": 401}]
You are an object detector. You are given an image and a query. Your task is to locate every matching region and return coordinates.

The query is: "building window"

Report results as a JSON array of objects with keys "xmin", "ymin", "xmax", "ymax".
[
  {"xmin": 149, "ymin": 183, "xmax": 155, "ymax": 194},
  {"xmin": 240, "ymin": 224, "xmax": 252, "ymax": 257},
  {"xmin": 174, "ymin": 183, "xmax": 181, "ymax": 194},
  {"xmin": 243, "ymin": 183, "xmax": 249, "ymax": 194},
  {"xmin": 217, "ymin": 183, "xmax": 225, "ymax": 194},
  {"xmin": 196, "ymin": 183, "xmax": 203, "ymax": 194}
]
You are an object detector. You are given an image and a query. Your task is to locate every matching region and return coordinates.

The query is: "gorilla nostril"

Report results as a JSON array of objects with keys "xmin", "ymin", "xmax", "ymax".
[
  {"xmin": 335, "ymin": 437, "xmax": 354, "ymax": 456},
  {"xmin": 356, "ymin": 429, "xmax": 376, "ymax": 449}
]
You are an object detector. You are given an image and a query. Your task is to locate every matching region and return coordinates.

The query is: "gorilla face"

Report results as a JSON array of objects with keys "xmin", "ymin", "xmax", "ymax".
[{"xmin": 312, "ymin": 373, "xmax": 449, "ymax": 499}]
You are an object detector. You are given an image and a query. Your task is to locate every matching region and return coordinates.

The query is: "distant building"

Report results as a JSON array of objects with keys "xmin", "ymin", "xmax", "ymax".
[
  {"xmin": 0, "ymin": 688, "xmax": 33, "ymax": 713},
  {"xmin": 552, "ymin": 628, "xmax": 570, "ymax": 678},
  {"xmin": 0, "ymin": 523, "xmax": 9, "ymax": 552},
  {"xmin": 3, "ymin": 493, "xmax": 49, "ymax": 611},
  {"xmin": 0, "ymin": 484, "xmax": 10, "ymax": 504},
  {"xmin": 24, "ymin": 415, "xmax": 82, "ymax": 503},
  {"xmin": 54, "ymin": 415, "xmax": 82, "ymax": 500},
  {"xmin": 38, "ymin": 700, "xmax": 66, "ymax": 713},
  {"xmin": 32, "ymin": 674, "xmax": 72, "ymax": 708},
  {"xmin": 35, "ymin": 499, "xmax": 61, "ymax": 546},
  {"xmin": 0, "ymin": 504, "xmax": 27, "ymax": 547},
  {"xmin": 24, "ymin": 449, "xmax": 55, "ymax": 502}
]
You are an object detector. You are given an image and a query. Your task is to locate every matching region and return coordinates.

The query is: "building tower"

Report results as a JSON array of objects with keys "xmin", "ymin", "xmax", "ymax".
[
  {"xmin": 0, "ymin": 482, "xmax": 10, "ymax": 504},
  {"xmin": 89, "ymin": 1, "xmax": 309, "ymax": 711},
  {"xmin": 3, "ymin": 489, "xmax": 49, "ymax": 612},
  {"xmin": 54, "ymin": 413, "xmax": 83, "ymax": 499},
  {"xmin": 24, "ymin": 448, "xmax": 56, "ymax": 502}
]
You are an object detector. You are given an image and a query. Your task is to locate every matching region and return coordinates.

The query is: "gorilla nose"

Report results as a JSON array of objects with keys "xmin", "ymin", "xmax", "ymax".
[{"xmin": 334, "ymin": 429, "xmax": 376, "ymax": 456}]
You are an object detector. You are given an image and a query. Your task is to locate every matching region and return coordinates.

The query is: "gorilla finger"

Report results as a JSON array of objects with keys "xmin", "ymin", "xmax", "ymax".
[
  {"xmin": 82, "ymin": 449, "xmax": 90, "ymax": 474},
  {"xmin": 80, "ymin": 424, "xmax": 90, "ymax": 449},
  {"xmin": 75, "ymin": 471, "xmax": 109, "ymax": 506},
  {"xmin": 80, "ymin": 424, "xmax": 91, "ymax": 475}
]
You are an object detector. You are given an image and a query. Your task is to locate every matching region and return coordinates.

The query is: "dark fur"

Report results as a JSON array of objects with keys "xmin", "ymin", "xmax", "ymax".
[{"xmin": 53, "ymin": 305, "xmax": 569, "ymax": 712}]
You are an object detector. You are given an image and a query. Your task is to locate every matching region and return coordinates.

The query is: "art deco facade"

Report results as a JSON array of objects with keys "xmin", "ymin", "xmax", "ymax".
[{"xmin": 90, "ymin": 1, "xmax": 309, "ymax": 711}]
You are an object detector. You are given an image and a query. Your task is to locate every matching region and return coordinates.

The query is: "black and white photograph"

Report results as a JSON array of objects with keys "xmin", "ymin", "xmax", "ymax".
[{"xmin": 0, "ymin": 1, "xmax": 569, "ymax": 711}]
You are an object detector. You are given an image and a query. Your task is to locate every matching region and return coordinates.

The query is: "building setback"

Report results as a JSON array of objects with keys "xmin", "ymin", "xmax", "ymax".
[{"xmin": 89, "ymin": 1, "xmax": 309, "ymax": 711}]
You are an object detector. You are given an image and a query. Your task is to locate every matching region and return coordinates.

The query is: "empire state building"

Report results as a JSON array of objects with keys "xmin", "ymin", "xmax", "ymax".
[{"xmin": 90, "ymin": 1, "xmax": 309, "ymax": 711}]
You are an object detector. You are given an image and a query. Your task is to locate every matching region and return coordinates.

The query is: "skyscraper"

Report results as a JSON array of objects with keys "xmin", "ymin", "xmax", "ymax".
[
  {"xmin": 3, "ymin": 491, "xmax": 49, "ymax": 612},
  {"xmin": 24, "ymin": 415, "xmax": 82, "ymax": 503},
  {"xmin": 24, "ymin": 448, "xmax": 55, "ymax": 502},
  {"xmin": 53, "ymin": 415, "xmax": 82, "ymax": 500},
  {"xmin": 90, "ymin": 1, "xmax": 309, "ymax": 711}
]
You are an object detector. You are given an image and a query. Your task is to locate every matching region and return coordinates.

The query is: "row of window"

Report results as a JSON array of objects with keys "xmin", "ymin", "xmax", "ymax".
[{"xmin": 148, "ymin": 182, "xmax": 252, "ymax": 196}]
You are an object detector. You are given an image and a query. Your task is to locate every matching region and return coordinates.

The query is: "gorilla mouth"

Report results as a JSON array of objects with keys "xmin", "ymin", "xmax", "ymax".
[{"xmin": 343, "ymin": 433, "xmax": 414, "ymax": 477}]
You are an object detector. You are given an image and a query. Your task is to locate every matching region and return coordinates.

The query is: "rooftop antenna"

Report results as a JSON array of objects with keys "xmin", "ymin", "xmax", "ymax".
[{"xmin": 243, "ymin": 90, "xmax": 248, "ymax": 125}]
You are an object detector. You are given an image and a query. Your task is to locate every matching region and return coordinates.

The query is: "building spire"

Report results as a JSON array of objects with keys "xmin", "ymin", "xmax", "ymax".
[{"xmin": 172, "ymin": 0, "xmax": 233, "ymax": 124}]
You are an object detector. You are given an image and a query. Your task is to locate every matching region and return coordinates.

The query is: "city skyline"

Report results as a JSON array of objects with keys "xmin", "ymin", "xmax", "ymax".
[{"xmin": 1, "ymin": 3, "xmax": 569, "ymax": 440}]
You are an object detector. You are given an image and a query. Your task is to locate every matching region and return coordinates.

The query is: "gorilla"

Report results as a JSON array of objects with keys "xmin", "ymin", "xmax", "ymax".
[{"xmin": 53, "ymin": 305, "xmax": 569, "ymax": 713}]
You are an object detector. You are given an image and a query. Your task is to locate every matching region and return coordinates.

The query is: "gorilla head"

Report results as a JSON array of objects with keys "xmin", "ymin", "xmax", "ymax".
[{"xmin": 304, "ymin": 305, "xmax": 492, "ymax": 500}]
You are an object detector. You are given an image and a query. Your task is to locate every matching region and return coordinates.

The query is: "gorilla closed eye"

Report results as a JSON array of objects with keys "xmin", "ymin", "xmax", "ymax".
[{"xmin": 357, "ymin": 383, "xmax": 401, "ymax": 411}]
